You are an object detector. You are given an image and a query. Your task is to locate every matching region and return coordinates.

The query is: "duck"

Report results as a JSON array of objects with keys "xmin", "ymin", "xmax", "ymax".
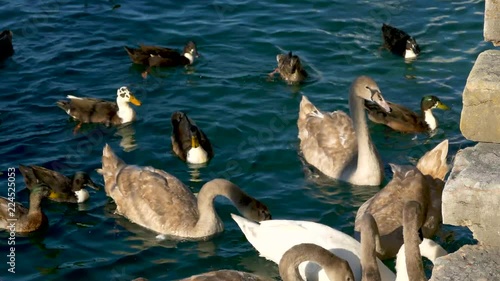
[
  {"xmin": 19, "ymin": 165, "xmax": 100, "ymax": 203},
  {"xmin": 354, "ymin": 140, "xmax": 449, "ymax": 260},
  {"xmin": 56, "ymin": 86, "xmax": 141, "ymax": 133},
  {"xmin": 100, "ymin": 144, "xmax": 271, "ymax": 240},
  {"xmin": 124, "ymin": 41, "xmax": 199, "ymax": 78},
  {"xmin": 0, "ymin": 183, "xmax": 51, "ymax": 233},
  {"xmin": 382, "ymin": 23, "xmax": 420, "ymax": 59},
  {"xmin": 394, "ymin": 201, "xmax": 447, "ymax": 281},
  {"xmin": 297, "ymin": 76, "xmax": 391, "ymax": 186},
  {"xmin": 364, "ymin": 95, "xmax": 449, "ymax": 133},
  {"xmin": 231, "ymin": 213, "xmax": 396, "ymax": 281},
  {"xmin": 0, "ymin": 30, "xmax": 14, "ymax": 61},
  {"xmin": 171, "ymin": 111, "xmax": 214, "ymax": 164},
  {"xmin": 269, "ymin": 51, "xmax": 308, "ymax": 83},
  {"xmin": 134, "ymin": 243, "xmax": 355, "ymax": 281}
]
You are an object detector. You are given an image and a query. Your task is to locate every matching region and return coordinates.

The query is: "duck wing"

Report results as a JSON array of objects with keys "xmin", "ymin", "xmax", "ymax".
[
  {"xmin": 30, "ymin": 166, "xmax": 72, "ymax": 193},
  {"xmin": 365, "ymin": 100, "xmax": 428, "ymax": 133},
  {"xmin": 57, "ymin": 96, "xmax": 118, "ymax": 124}
]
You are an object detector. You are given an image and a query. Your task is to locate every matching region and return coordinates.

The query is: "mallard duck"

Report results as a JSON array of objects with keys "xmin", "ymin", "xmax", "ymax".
[
  {"xmin": 0, "ymin": 183, "xmax": 51, "ymax": 233},
  {"xmin": 395, "ymin": 201, "xmax": 447, "ymax": 281},
  {"xmin": 382, "ymin": 23, "xmax": 420, "ymax": 59},
  {"xmin": 134, "ymin": 244, "xmax": 354, "ymax": 281},
  {"xmin": 354, "ymin": 140, "xmax": 449, "ymax": 260},
  {"xmin": 171, "ymin": 111, "xmax": 214, "ymax": 164},
  {"xmin": 100, "ymin": 144, "xmax": 271, "ymax": 240},
  {"xmin": 297, "ymin": 76, "xmax": 391, "ymax": 186},
  {"xmin": 269, "ymin": 51, "xmax": 308, "ymax": 83},
  {"xmin": 19, "ymin": 165, "xmax": 99, "ymax": 203},
  {"xmin": 232, "ymin": 213, "xmax": 446, "ymax": 281},
  {"xmin": 365, "ymin": 95, "xmax": 449, "ymax": 133},
  {"xmin": 124, "ymin": 41, "xmax": 199, "ymax": 78},
  {"xmin": 56, "ymin": 86, "xmax": 141, "ymax": 133},
  {"xmin": 0, "ymin": 30, "xmax": 14, "ymax": 61}
]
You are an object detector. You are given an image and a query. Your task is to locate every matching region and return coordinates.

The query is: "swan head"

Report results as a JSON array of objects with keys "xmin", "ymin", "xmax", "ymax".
[
  {"xmin": 239, "ymin": 197, "xmax": 272, "ymax": 222},
  {"xmin": 352, "ymin": 76, "xmax": 391, "ymax": 112}
]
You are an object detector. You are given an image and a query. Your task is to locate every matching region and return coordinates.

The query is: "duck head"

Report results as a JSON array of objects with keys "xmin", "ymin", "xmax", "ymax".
[
  {"xmin": 72, "ymin": 172, "xmax": 100, "ymax": 191},
  {"xmin": 276, "ymin": 52, "xmax": 307, "ymax": 82},
  {"xmin": 183, "ymin": 41, "xmax": 199, "ymax": 64},
  {"xmin": 116, "ymin": 86, "xmax": 141, "ymax": 106},
  {"xmin": 352, "ymin": 76, "xmax": 391, "ymax": 112},
  {"xmin": 404, "ymin": 38, "xmax": 420, "ymax": 59},
  {"xmin": 421, "ymin": 96, "xmax": 449, "ymax": 111},
  {"xmin": 31, "ymin": 183, "xmax": 52, "ymax": 199}
]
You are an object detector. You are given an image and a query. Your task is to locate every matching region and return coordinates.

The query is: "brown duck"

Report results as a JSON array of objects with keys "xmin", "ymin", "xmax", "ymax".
[
  {"xmin": 269, "ymin": 51, "xmax": 308, "ymax": 84},
  {"xmin": 19, "ymin": 165, "xmax": 99, "ymax": 203},
  {"xmin": 56, "ymin": 86, "xmax": 141, "ymax": 133},
  {"xmin": 0, "ymin": 183, "xmax": 51, "ymax": 233},
  {"xmin": 171, "ymin": 111, "xmax": 214, "ymax": 164}
]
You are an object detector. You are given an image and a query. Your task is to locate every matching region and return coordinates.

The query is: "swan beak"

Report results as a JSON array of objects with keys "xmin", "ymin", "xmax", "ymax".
[
  {"xmin": 129, "ymin": 95, "xmax": 142, "ymax": 106},
  {"xmin": 436, "ymin": 101, "xmax": 450, "ymax": 110},
  {"xmin": 191, "ymin": 135, "xmax": 200, "ymax": 148}
]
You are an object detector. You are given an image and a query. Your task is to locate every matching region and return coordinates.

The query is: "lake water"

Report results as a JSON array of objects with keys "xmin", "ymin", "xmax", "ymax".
[{"xmin": 0, "ymin": 0, "xmax": 486, "ymax": 280}]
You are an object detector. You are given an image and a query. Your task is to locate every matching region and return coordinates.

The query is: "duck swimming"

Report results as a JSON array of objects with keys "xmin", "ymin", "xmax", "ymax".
[
  {"xmin": 297, "ymin": 76, "xmax": 390, "ymax": 186},
  {"xmin": 19, "ymin": 165, "xmax": 99, "ymax": 203},
  {"xmin": 100, "ymin": 144, "xmax": 271, "ymax": 240},
  {"xmin": 269, "ymin": 51, "xmax": 308, "ymax": 84},
  {"xmin": 382, "ymin": 23, "xmax": 420, "ymax": 59},
  {"xmin": 171, "ymin": 111, "xmax": 214, "ymax": 164},
  {"xmin": 0, "ymin": 30, "xmax": 14, "ymax": 61},
  {"xmin": 0, "ymin": 183, "xmax": 51, "ymax": 233},
  {"xmin": 124, "ymin": 41, "xmax": 199, "ymax": 78},
  {"xmin": 365, "ymin": 95, "xmax": 449, "ymax": 133},
  {"xmin": 56, "ymin": 86, "xmax": 141, "ymax": 133}
]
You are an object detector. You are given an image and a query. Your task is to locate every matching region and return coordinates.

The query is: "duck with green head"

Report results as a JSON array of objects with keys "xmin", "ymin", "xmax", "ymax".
[{"xmin": 364, "ymin": 95, "xmax": 449, "ymax": 133}]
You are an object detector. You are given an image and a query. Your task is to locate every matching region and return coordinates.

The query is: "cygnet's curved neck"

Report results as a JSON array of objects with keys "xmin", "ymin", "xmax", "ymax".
[
  {"xmin": 397, "ymin": 201, "xmax": 427, "ymax": 281},
  {"xmin": 194, "ymin": 179, "xmax": 249, "ymax": 237},
  {"xmin": 349, "ymin": 89, "xmax": 382, "ymax": 182},
  {"xmin": 359, "ymin": 214, "xmax": 382, "ymax": 281},
  {"xmin": 279, "ymin": 243, "xmax": 353, "ymax": 281}
]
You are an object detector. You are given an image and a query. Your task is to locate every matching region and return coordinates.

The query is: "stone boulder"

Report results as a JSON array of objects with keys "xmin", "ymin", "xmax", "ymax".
[
  {"xmin": 460, "ymin": 50, "xmax": 500, "ymax": 143},
  {"xmin": 430, "ymin": 244, "xmax": 500, "ymax": 281},
  {"xmin": 485, "ymin": 0, "xmax": 500, "ymax": 46},
  {"xmin": 441, "ymin": 143, "xmax": 500, "ymax": 246}
]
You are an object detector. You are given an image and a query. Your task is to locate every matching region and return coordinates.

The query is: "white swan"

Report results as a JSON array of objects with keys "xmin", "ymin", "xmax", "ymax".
[
  {"xmin": 231, "ymin": 214, "xmax": 395, "ymax": 281},
  {"xmin": 100, "ymin": 144, "xmax": 271, "ymax": 240},
  {"xmin": 297, "ymin": 76, "xmax": 391, "ymax": 186}
]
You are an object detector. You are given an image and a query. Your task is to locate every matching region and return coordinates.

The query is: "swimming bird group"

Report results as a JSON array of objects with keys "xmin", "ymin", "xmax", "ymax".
[{"xmin": 1, "ymin": 21, "xmax": 454, "ymax": 281}]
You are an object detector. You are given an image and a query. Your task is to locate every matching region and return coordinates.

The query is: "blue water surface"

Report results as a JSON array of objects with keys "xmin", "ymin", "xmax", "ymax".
[{"xmin": 0, "ymin": 0, "xmax": 486, "ymax": 280}]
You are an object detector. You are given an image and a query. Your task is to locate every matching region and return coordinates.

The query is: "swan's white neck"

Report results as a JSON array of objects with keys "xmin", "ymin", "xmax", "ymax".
[
  {"xmin": 116, "ymin": 99, "xmax": 135, "ymax": 123},
  {"xmin": 424, "ymin": 110, "xmax": 437, "ymax": 130},
  {"xmin": 395, "ymin": 238, "xmax": 447, "ymax": 281}
]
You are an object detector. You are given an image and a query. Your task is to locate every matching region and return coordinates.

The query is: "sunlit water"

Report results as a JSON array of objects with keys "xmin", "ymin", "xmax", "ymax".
[{"xmin": 0, "ymin": 0, "xmax": 486, "ymax": 280}]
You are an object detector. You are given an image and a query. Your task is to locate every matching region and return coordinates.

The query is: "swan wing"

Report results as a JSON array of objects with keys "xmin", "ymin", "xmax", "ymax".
[
  {"xmin": 300, "ymin": 109, "xmax": 357, "ymax": 179},
  {"xmin": 111, "ymin": 165, "xmax": 198, "ymax": 235}
]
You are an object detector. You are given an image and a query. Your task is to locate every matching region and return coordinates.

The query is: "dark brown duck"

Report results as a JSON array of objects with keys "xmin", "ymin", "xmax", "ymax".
[{"xmin": 171, "ymin": 111, "xmax": 213, "ymax": 164}]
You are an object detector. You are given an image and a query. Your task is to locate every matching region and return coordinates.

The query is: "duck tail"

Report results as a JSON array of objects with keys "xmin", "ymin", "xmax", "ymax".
[
  {"xmin": 417, "ymin": 139, "xmax": 449, "ymax": 180},
  {"xmin": 56, "ymin": 100, "xmax": 70, "ymax": 113},
  {"xmin": 101, "ymin": 144, "xmax": 126, "ymax": 195}
]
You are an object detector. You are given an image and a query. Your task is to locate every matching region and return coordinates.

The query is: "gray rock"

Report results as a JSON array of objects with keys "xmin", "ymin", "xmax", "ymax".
[
  {"xmin": 485, "ymin": 0, "xmax": 500, "ymax": 46},
  {"xmin": 442, "ymin": 143, "xmax": 500, "ymax": 246},
  {"xmin": 430, "ymin": 244, "xmax": 500, "ymax": 281},
  {"xmin": 460, "ymin": 50, "xmax": 500, "ymax": 143}
]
